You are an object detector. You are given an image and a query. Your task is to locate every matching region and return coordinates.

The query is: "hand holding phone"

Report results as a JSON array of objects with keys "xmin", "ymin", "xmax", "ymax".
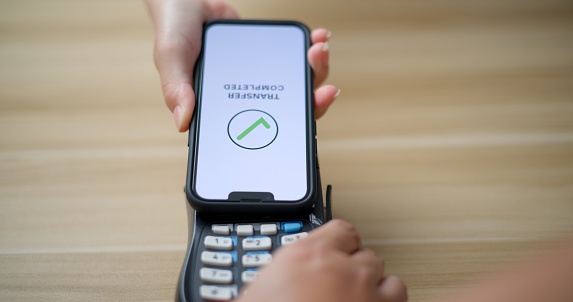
[{"xmin": 146, "ymin": 0, "xmax": 337, "ymax": 132}]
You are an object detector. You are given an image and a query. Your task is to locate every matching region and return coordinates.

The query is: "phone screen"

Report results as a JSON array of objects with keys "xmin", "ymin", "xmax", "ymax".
[{"xmin": 193, "ymin": 22, "xmax": 312, "ymax": 202}]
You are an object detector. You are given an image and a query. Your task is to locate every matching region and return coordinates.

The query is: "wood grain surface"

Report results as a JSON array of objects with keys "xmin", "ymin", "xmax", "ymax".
[{"xmin": 1, "ymin": 0, "xmax": 572, "ymax": 301}]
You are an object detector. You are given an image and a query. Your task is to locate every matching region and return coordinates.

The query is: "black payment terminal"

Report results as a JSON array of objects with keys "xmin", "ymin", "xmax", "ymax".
[{"xmin": 175, "ymin": 172, "xmax": 332, "ymax": 302}]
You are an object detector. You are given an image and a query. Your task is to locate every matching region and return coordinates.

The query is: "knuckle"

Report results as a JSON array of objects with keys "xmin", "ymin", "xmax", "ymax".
[
  {"xmin": 355, "ymin": 266, "xmax": 376, "ymax": 284},
  {"xmin": 364, "ymin": 248, "xmax": 382, "ymax": 265},
  {"xmin": 369, "ymin": 250, "xmax": 384, "ymax": 265},
  {"xmin": 350, "ymin": 231, "xmax": 362, "ymax": 248},
  {"xmin": 329, "ymin": 219, "xmax": 354, "ymax": 231},
  {"xmin": 206, "ymin": 0, "xmax": 226, "ymax": 13},
  {"xmin": 154, "ymin": 37, "xmax": 184, "ymax": 55},
  {"xmin": 153, "ymin": 40, "xmax": 178, "ymax": 65},
  {"xmin": 327, "ymin": 219, "xmax": 361, "ymax": 248},
  {"xmin": 281, "ymin": 242, "xmax": 314, "ymax": 261},
  {"xmin": 308, "ymin": 239, "xmax": 330, "ymax": 255}
]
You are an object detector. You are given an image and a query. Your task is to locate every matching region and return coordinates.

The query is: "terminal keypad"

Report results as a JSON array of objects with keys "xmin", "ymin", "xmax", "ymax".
[{"xmin": 195, "ymin": 221, "xmax": 312, "ymax": 301}]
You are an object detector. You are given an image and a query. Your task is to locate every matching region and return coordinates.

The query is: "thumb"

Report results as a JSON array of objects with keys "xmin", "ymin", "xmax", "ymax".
[
  {"xmin": 162, "ymin": 81, "xmax": 195, "ymax": 132},
  {"xmin": 153, "ymin": 33, "xmax": 199, "ymax": 132},
  {"xmin": 153, "ymin": 36, "xmax": 198, "ymax": 132}
]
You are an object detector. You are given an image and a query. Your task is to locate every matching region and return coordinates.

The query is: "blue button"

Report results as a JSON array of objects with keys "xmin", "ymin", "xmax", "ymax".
[
  {"xmin": 230, "ymin": 236, "xmax": 237, "ymax": 246},
  {"xmin": 281, "ymin": 222, "xmax": 303, "ymax": 233}
]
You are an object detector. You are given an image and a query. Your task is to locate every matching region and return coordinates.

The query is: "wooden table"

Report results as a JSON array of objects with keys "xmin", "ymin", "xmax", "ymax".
[{"xmin": 1, "ymin": 0, "xmax": 572, "ymax": 301}]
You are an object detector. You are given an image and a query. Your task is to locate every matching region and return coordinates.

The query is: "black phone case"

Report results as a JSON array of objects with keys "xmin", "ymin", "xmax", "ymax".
[{"xmin": 185, "ymin": 19, "xmax": 317, "ymax": 215}]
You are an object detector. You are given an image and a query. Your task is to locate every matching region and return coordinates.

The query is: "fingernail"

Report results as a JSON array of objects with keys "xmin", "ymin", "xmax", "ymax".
[
  {"xmin": 335, "ymin": 89, "xmax": 341, "ymax": 98},
  {"xmin": 327, "ymin": 31, "xmax": 332, "ymax": 39},
  {"xmin": 173, "ymin": 105, "xmax": 182, "ymax": 130},
  {"xmin": 322, "ymin": 42, "xmax": 330, "ymax": 68}
]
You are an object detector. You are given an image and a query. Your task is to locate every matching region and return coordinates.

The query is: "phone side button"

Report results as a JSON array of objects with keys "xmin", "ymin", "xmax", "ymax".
[
  {"xmin": 313, "ymin": 120, "xmax": 317, "ymax": 136},
  {"xmin": 314, "ymin": 138, "xmax": 319, "ymax": 168}
]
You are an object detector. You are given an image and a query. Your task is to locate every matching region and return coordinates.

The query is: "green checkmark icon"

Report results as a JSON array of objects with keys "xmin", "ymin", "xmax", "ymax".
[
  {"xmin": 237, "ymin": 117, "xmax": 271, "ymax": 140},
  {"xmin": 228, "ymin": 109, "xmax": 278, "ymax": 150}
]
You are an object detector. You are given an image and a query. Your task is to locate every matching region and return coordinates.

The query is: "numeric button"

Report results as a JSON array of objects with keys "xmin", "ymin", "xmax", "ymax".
[
  {"xmin": 280, "ymin": 232, "xmax": 308, "ymax": 246},
  {"xmin": 204, "ymin": 236, "xmax": 233, "ymax": 250},
  {"xmin": 242, "ymin": 252, "xmax": 272, "ymax": 267},
  {"xmin": 201, "ymin": 251, "xmax": 234, "ymax": 267},
  {"xmin": 200, "ymin": 285, "xmax": 235, "ymax": 301},
  {"xmin": 200, "ymin": 268, "xmax": 233, "ymax": 284},
  {"xmin": 242, "ymin": 236, "xmax": 272, "ymax": 251},
  {"xmin": 241, "ymin": 270, "xmax": 260, "ymax": 283}
]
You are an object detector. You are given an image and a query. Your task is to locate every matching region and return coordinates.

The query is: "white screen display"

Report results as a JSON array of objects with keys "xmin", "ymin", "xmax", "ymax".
[{"xmin": 194, "ymin": 23, "xmax": 310, "ymax": 201}]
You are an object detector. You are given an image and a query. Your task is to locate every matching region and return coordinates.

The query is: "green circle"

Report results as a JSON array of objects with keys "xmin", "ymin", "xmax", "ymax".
[{"xmin": 227, "ymin": 109, "xmax": 279, "ymax": 150}]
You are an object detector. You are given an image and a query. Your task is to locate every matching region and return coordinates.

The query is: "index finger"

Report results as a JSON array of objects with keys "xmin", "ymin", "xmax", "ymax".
[{"xmin": 307, "ymin": 219, "xmax": 362, "ymax": 254}]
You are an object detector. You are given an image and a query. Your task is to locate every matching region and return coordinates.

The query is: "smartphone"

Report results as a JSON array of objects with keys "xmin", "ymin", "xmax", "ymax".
[{"xmin": 185, "ymin": 20, "xmax": 317, "ymax": 214}]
